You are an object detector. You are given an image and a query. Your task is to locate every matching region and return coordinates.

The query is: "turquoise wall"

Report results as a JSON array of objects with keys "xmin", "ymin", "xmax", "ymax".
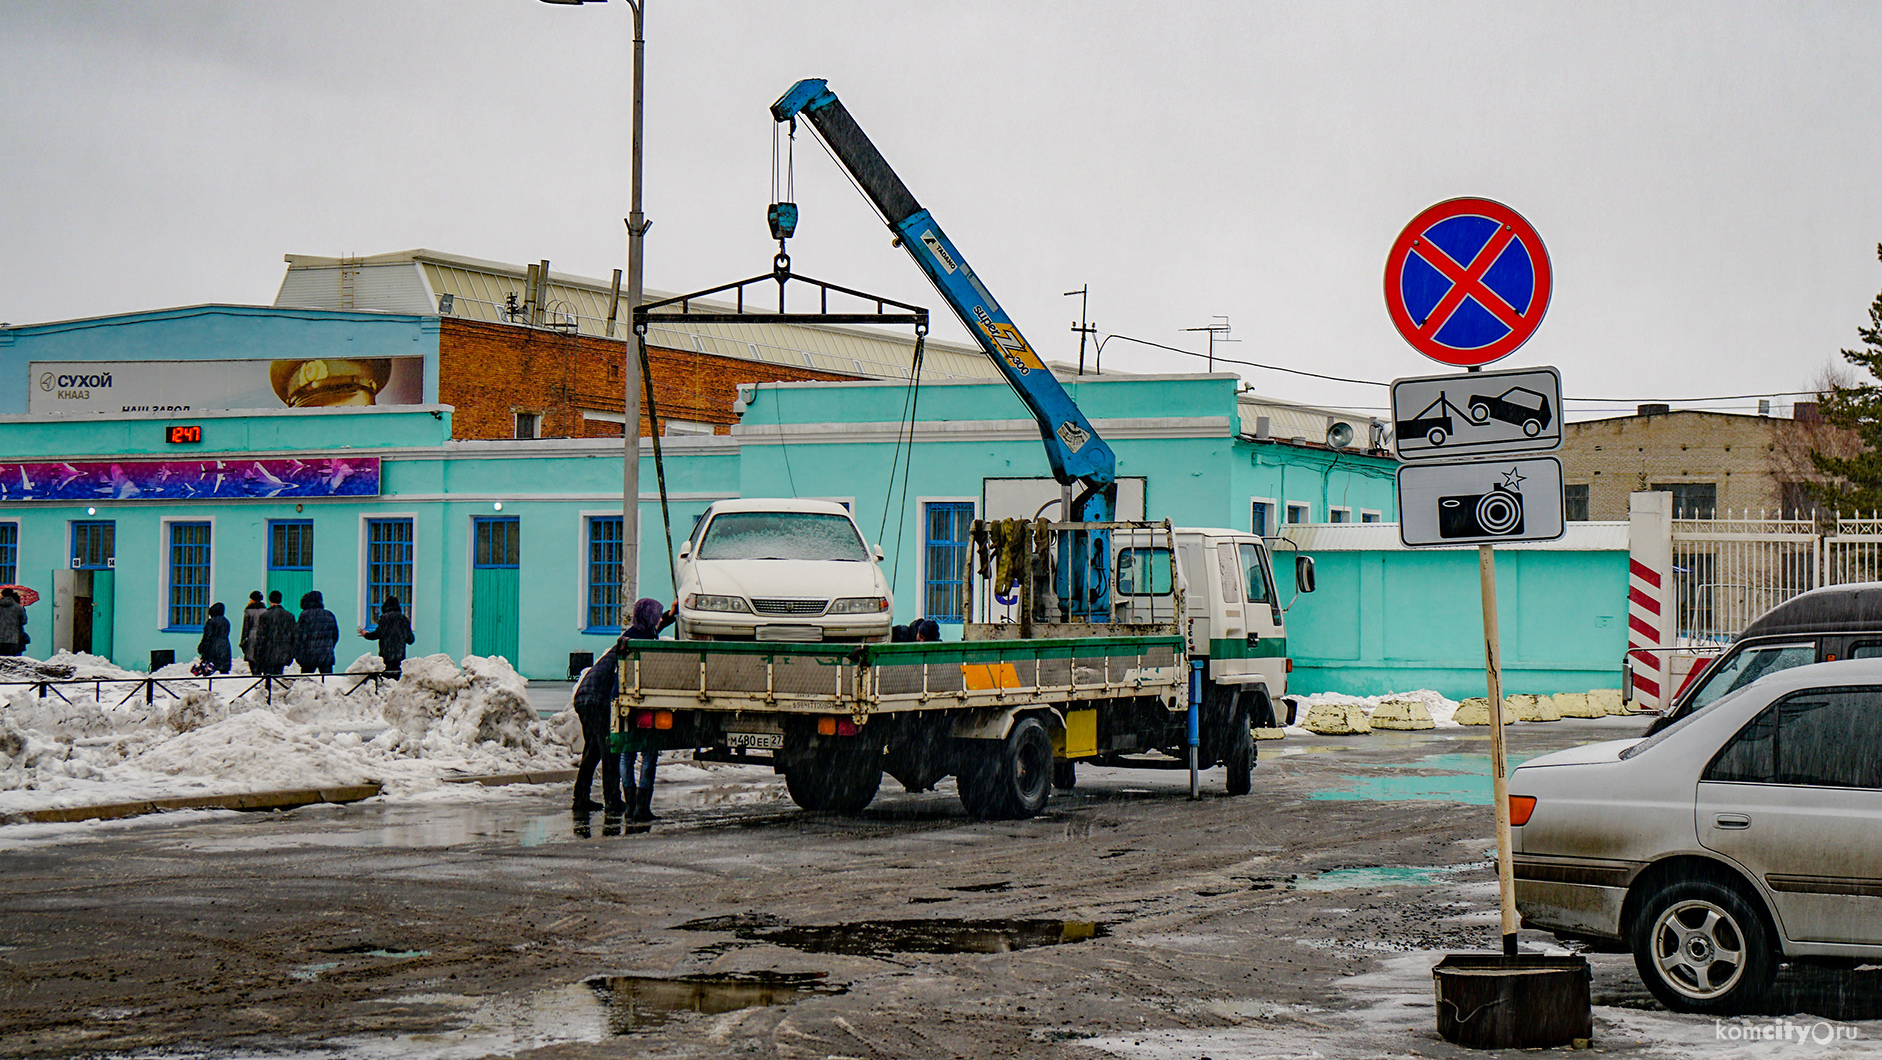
[{"xmin": 1284, "ymin": 545, "xmax": 1630, "ymax": 698}]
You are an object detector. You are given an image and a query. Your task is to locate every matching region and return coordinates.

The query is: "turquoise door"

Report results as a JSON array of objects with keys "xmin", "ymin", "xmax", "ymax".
[
  {"xmin": 267, "ymin": 520, "xmax": 314, "ymax": 610},
  {"xmin": 471, "ymin": 517, "xmax": 520, "ymax": 662}
]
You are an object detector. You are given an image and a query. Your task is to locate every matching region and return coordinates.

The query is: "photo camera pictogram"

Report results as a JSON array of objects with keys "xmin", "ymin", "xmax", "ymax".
[{"xmin": 1438, "ymin": 482, "xmax": 1524, "ymax": 539}]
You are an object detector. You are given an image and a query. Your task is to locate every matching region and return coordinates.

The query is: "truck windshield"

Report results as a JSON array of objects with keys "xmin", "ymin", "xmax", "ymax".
[
  {"xmin": 1116, "ymin": 547, "xmax": 1173, "ymax": 595},
  {"xmin": 698, "ymin": 512, "xmax": 869, "ymax": 561}
]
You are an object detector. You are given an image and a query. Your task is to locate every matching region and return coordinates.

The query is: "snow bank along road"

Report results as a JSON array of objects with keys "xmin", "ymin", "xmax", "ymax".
[{"xmin": 3, "ymin": 717, "xmax": 1879, "ymax": 1059}]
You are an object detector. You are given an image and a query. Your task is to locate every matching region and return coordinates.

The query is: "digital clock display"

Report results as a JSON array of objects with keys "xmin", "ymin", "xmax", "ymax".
[{"xmin": 166, "ymin": 425, "xmax": 203, "ymax": 445}]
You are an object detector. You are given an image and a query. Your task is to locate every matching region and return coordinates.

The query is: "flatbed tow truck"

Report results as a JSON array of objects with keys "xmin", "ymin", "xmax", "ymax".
[{"xmin": 610, "ymin": 80, "xmax": 1311, "ymax": 819}]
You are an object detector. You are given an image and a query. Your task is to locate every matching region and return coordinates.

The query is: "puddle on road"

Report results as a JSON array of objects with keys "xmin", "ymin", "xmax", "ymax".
[
  {"xmin": 587, "ymin": 971, "xmax": 844, "ymax": 1033},
  {"xmin": 678, "ymin": 915, "xmax": 1108, "ymax": 957},
  {"xmin": 1299, "ymin": 863, "xmax": 1486, "ymax": 891},
  {"xmin": 1310, "ymin": 753, "xmax": 1532, "ymax": 805}
]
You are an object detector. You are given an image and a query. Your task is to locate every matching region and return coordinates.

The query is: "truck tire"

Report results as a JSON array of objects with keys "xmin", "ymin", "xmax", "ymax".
[
  {"xmin": 1053, "ymin": 760, "xmax": 1077, "ymax": 791},
  {"xmin": 784, "ymin": 743, "xmax": 881, "ymax": 814},
  {"xmin": 1223, "ymin": 702, "xmax": 1253, "ymax": 796},
  {"xmin": 959, "ymin": 717, "xmax": 1053, "ymax": 820}
]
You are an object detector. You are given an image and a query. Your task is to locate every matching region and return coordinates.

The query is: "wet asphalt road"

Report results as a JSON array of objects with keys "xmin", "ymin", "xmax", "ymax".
[{"xmin": 4, "ymin": 716, "xmax": 1880, "ymax": 1059}]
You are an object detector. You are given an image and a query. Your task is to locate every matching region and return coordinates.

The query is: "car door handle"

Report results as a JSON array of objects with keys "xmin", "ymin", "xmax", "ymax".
[{"xmin": 1714, "ymin": 813, "xmax": 1751, "ymax": 829}]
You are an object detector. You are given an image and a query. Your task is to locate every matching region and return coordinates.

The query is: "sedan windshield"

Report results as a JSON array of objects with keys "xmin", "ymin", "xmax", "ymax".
[{"xmin": 698, "ymin": 512, "xmax": 869, "ymax": 561}]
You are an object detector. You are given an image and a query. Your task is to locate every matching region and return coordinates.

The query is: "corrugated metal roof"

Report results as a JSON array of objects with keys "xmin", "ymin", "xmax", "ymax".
[
  {"xmin": 1237, "ymin": 394, "xmax": 1383, "ymax": 451},
  {"xmin": 1282, "ymin": 520, "xmax": 1630, "ymax": 551},
  {"xmin": 277, "ymin": 250, "xmax": 1002, "ymax": 383}
]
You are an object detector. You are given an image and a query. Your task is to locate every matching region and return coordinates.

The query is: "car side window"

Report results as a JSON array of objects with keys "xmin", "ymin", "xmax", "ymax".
[
  {"xmin": 1704, "ymin": 689, "xmax": 1882, "ymax": 789},
  {"xmin": 1687, "ymin": 642, "xmax": 1817, "ymax": 711},
  {"xmin": 1850, "ymin": 641, "xmax": 1882, "ymax": 660}
]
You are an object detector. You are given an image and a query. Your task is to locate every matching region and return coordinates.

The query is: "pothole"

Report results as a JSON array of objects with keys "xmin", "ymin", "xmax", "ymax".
[
  {"xmin": 677, "ymin": 916, "xmax": 1110, "ymax": 957},
  {"xmin": 1298, "ymin": 864, "xmax": 1484, "ymax": 890},
  {"xmin": 585, "ymin": 971, "xmax": 845, "ymax": 1033}
]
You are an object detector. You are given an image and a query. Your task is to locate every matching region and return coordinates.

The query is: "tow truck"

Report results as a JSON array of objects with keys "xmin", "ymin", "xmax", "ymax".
[{"xmin": 610, "ymin": 79, "xmax": 1313, "ymax": 819}]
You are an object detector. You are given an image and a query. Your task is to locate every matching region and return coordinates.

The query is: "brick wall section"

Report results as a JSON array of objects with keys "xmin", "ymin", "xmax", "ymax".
[
  {"xmin": 1559, "ymin": 411, "xmax": 1802, "ymax": 520},
  {"xmin": 437, "ymin": 317, "xmax": 858, "ymax": 440}
]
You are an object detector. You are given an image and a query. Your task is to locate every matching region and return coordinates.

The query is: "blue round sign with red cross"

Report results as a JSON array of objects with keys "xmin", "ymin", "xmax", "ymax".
[{"xmin": 1384, "ymin": 197, "xmax": 1552, "ymax": 367}]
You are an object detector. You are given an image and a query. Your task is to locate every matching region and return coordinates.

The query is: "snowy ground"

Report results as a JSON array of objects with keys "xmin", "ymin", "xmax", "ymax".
[{"xmin": 0, "ymin": 650, "xmax": 611, "ymax": 817}]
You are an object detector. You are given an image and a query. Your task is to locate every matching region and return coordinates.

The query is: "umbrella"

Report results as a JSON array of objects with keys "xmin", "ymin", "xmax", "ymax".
[{"xmin": 0, "ymin": 585, "xmax": 39, "ymax": 605}]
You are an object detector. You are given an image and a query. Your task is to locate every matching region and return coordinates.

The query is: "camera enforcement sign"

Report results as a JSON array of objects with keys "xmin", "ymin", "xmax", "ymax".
[{"xmin": 1396, "ymin": 457, "xmax": 1564, "ymax": 547}]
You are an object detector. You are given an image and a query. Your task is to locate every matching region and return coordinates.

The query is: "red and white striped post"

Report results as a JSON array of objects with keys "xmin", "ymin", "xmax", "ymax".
[{"xmin": 1627, "ymin": 491, "xmax": 1675, "ymax": 709}]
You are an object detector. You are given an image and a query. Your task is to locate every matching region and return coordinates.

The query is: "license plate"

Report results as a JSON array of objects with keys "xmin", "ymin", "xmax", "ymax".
[
  {"xmin": 755, "ymin": 625, "xmax": 823, "ymax": 642},
  {"xmin": 725, "ymin": 731, "xmax": 783, "ymax": 750}
]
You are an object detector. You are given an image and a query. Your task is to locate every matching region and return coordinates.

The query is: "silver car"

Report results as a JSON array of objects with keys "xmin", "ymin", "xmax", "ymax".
[{"xmin": 1512, "ymin": 660, "xmax": 1882, "ymax": 1013}]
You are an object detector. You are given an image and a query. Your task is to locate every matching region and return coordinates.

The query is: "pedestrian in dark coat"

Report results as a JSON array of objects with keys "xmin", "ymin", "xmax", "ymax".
[
  {"xmin": 253, "ymin": 591, "xmax": 299, "ymax": 675},
  {"xmin": 357, "ymin": 596, "xmax": 414, "ymax": 677},
  {"xmin": 571, "ymin": 636, "xmax": 630, "ymax": 814},
  {"xmin": 0, "ymin": 588, "xmax": 27, "ymax": 657},
  {"xmin": 240, "ymin": 591, "xmax": 266, "ymax": 668},
  {"xmin": 619, "ymin": 598, "xmax": 676, "ymax": 821},
  {"xmin": 196, "ymin": 602, "xmax": 232, "ymax": 674},
  {"xmin": 296, "ymin": 590, "xmax": 339, "ymax": 675}
]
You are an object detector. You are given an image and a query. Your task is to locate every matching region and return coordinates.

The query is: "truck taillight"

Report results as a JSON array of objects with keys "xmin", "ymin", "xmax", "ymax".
[
  {"xmin": 816, "ymin": 716, "xmax": 859, "ymax": 736},
  {"xmin": 634, "ymin": 711, "xmax": 655, "ymax": 729},
  {"xmin": 654, "ymin": 710, "xmax": 674, "ymax": 730},
  {"xmin": 1285, "ymin": 658, "xmax": 1293, "ymax": 673}
]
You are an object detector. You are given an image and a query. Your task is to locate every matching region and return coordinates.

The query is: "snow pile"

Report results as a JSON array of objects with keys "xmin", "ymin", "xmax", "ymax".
[
  {"xmin": 0, "ymin": 653, "xmax": 577, "ymax": 815},
  {"xmin": 1292, "ymin": 689, "xmax": 1462, "ymax": 731}
]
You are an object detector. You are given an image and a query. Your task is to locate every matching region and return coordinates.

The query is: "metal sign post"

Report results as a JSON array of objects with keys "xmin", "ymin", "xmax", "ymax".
[{"xmin": 1385, "ymin": 197, "xmax": 1557, "ymax": 961}]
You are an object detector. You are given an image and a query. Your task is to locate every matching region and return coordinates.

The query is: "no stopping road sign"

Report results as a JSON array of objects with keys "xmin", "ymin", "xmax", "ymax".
[{"xmin": 1384, "ymin": 198, "xmax": 1551, "ymax": 368}]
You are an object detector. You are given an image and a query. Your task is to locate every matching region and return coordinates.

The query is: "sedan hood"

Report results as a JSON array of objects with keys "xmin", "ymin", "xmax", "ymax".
[
  {"xmin": 689, "ymin": 559, "xmax": 886, "ymax": 602},
  {"xmin": 1516, "ymin": 738, "xmax": 1639, "ymax": 770}
]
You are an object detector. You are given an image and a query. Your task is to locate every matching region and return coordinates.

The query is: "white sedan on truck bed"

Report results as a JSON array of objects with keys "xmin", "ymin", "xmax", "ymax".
[
  {"xmin": 674, "ymin": 499, "xmax": 894, "ymax": 642},
  {"xmin": 1512, "ymin": 659, "xmax": 1882, "ymax": 1013}
]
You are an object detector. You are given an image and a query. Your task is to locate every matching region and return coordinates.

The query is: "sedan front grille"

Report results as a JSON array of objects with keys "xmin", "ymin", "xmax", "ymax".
[{"xmin": 750, "ymin": 598, "xmax": 828, "ymax": 616}]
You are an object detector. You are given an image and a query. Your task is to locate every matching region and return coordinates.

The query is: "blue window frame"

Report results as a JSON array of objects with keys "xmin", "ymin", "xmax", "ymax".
[
  {"xmin": 1250, "ymin": 501, "xmax": 1271, "ymax": 537},
  {"xmin": 924, "ymin": 502, "xmax": 973, "ymax": 624},
  {"xmin": 0, "ymin": 522, "xmax": 16, "ymax": 584},
  {"xmin": 72, "ymin": 520, "xmax": 115, "ymax": 569},
  {"xmin": 473, "ymin": 517, "xmax": 520, "ymax": 568},
  {"xmin": 366, "ymin": 518, "xmax": 414, "ymax": 623},
  {"xmin": 269, "ymin": 520, "xmax": 313, "ymax": 572},
  {"xmin": 587, "ymin": 516, "xmax": 624, "ymax": 631},
  {"xmin": 167, "ymin": 522, "xmax": 211, "ymax": 630}
]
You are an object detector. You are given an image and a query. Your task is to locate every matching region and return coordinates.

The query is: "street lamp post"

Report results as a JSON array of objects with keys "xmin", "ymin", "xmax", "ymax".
[{"xmin": 542, "ymin": 0, "xmax": 648, "ymax": 607}]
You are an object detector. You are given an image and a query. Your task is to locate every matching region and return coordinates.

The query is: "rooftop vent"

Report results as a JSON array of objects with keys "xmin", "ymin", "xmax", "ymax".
[{"xmin": 1637, "ymin": 403, "xmax": 1671, "ymax": 417}]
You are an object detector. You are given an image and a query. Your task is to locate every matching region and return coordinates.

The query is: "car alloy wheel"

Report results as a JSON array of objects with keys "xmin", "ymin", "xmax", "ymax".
[{"xmin": 1632, "ymin": 880, "xmax": 1775, "ymax": 1013}]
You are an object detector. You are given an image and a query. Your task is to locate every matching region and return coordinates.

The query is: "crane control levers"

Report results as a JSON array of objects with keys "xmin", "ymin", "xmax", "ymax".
[{"xmin": 770, "ymin": 78, "xmax": 1118, "ymax": 622}]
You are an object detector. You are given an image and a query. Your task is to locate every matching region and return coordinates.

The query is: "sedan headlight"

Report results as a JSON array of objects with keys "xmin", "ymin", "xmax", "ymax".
[
  {"xmin": 685, "ymin": 593, "xmax": 750, "ymax": 613},
  {"xmin": 828, "ymin": 596, "xmax": 890, "ymax": 615}
]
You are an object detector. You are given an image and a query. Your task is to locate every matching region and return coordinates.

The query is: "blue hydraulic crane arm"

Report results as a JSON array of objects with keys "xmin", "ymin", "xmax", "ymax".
[{"xmin": 771, "ymin": 79, "xmax": 1117, "ymax": 512}]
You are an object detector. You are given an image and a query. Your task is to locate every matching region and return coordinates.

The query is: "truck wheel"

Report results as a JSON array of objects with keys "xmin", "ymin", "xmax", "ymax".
[
  {"xmin": 784, "ymin": 743, "xmax": 881, "ymax": 814},
  {"xmin": 960, "ymin": 717, "xmax": 1053, "ymax": 820},
  {"xmin": 1630, "ymin": 879, "xmax": 1775, "ymax": 1013},
  {"xmin": 1053, "ymin": 760, "xmax": 1077, "ymax": 791},
  {"xmin": 1223, "ymin": 703, "xmax": 1253, "ymax": 796}
]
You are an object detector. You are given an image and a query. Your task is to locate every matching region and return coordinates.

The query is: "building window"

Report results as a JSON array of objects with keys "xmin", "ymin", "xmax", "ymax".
[
  {"xmin": 1563, "ymin": 484, "xmax": 1590, "ymax": 522},
  {"xmin": 0, "ymin": 522, "xmax": 15, "ymax": 584},
  {"xmin": 1360, "ymin": 510, "xmax": 1382, "ymax": 523},
  {"xmin": 168, "ymin": 522, "xmax": 211, "ymax": 630},
  {"xmin": 924, "ymin": 501, "xmax": 974, "ymax": 624},
  {"xmin": 587, "ymin": 516, "xmax": 624, "ymax": 631},
  {"xmin": 474, "ymin": 517, "xmax": 520, "ymax": 568},
  {"xmin": 1250, "ymin": 500, "xmax": 1272, "ymax": 537},
  {"xmin": 270, "ymin": 520, "xmax": 313, "ymax": 572},
  {"xmin": 663, "ymin": 419, "xmax": 717, "ymax": 437},
  {"xmin": 514, "ymin": 412, "xmax": 539, "ymax": 439},
  {"xmin": 1653, "ymin": 482, "xmax": 1717, "ymax": 519},
  {"xmin": 1286, "ymin": 503, "xmax": 1309, "ymax": 525},
  {"xmin": 72, "ymin": 520, "xmax": 115, "ymax": 569},
  {"xmin": 366, "ymin": 518, "xmax": 415, "ymax": 623},
  {"xmin": 1329, "ymin": 507, "xmax": 1351, "ymax": 524}
]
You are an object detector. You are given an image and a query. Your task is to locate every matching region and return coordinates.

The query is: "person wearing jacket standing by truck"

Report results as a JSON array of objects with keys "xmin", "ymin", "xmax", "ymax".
[
  {"xmin": 617, "ymin": 597, "xmax": 675, "ymax": 821},
  {"xmin": 571, "ymin": 636, "xmax": 630, "ymax": 814},
  {"xmin": 357, "ymin": 597, "xmax": 414, "ymax": 677}
]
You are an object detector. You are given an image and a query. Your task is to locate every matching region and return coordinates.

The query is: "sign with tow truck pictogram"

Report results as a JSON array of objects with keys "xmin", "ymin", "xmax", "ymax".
[{"xmin": 1391, "ymin": 365, "xmax": 1562, "ymax": 461}]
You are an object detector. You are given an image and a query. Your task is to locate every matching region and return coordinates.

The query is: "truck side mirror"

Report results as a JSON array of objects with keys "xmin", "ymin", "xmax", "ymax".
[{"xmin": 1295, "ymin": 555, "xmax": 1316, "ymax": 594}]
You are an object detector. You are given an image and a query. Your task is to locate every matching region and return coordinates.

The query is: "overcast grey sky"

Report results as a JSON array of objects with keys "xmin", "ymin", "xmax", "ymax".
[{"xmin": 5, "ymin": 2, "xmax": 1879, "ymax": 420}]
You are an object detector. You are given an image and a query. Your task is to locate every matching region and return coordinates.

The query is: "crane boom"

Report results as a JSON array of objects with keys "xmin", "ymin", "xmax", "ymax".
[{"xmin": 771, "ymin": 79, "xmax": 1117, "ymax": 515}]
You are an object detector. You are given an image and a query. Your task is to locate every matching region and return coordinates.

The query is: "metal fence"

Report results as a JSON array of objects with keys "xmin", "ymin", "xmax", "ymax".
[{"xmin": 1669, "ymin": 512, "xmax": 1882, "ymax": 644}]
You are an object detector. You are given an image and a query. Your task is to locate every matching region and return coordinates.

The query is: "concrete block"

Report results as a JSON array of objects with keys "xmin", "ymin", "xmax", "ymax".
[
  {"xmin": 1253, "ymin": 727, "xmax": 1287, "ymax": 741},
  {"xmin": 1454, "ymin": 697, "xmax": 1514, "ymax": 725},
  {"xmin": 1506, "ymin": 693, "xmax": 1561, "ymax": 722},
  {"xmin": 1301, "ymin": 702, "xmax": 1371, "ymax": 735},
  {"xmin": 1369, "ymin": 699, "xmax": 1435, "ymax": 730},
  {"xmin": 1552, "ymin": 692, "xmax": 1603, "ymax": 718}
]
